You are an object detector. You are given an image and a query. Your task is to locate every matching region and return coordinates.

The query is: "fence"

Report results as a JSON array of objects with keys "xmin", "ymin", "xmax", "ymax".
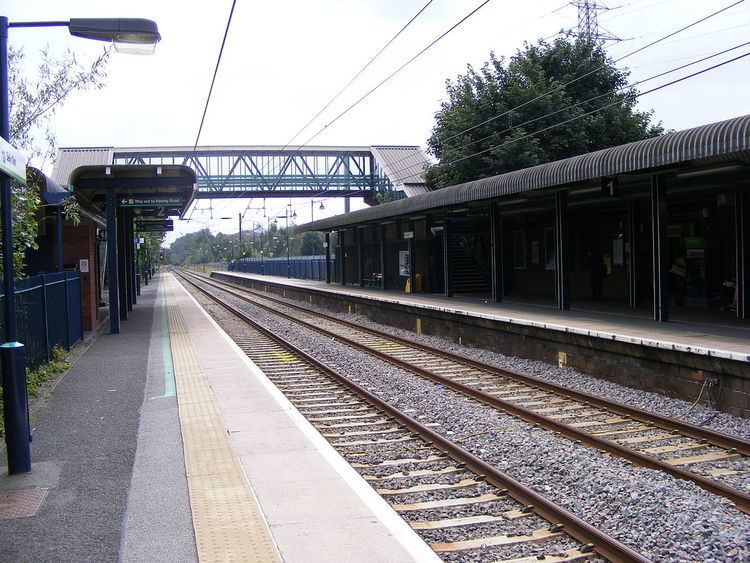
[
  {"xmin": 229, "ymin": 255, "xmax": 335, "ymax": 282},
  {"xmin": 0, "ymin": 272, "xmax": 83, "ymax": 371}
]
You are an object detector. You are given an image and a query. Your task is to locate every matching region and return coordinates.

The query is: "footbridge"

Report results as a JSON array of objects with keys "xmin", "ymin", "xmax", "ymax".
[{"xmin": 53, "ymin": 145, "xmax": 431, "ymax": 203}]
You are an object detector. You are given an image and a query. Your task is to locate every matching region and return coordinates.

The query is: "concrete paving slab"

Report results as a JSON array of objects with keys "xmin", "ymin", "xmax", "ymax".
[{"xmin": 271, "ymin": 517, "xmax": 416, "ymax": 563}]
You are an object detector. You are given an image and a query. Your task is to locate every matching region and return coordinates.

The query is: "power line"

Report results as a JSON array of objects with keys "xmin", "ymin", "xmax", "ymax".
[
  {"xmin": 219, "ymin": 1, "xmax": 437, "ymax": 221},
  {"xmin": 386, "ymin": 39, "xmax": 750, "ymax": 178},
  {"xmin": 388, "ymin": 49, "xmax": 750, "ymax": 179},
  {"xmin": 282, "ymin": 0, "xmax": 436, "ymax": 150},
  {"xmin": 295, "ymin": 0, "xmax": 495, "ymax": 150},
  {"xmin": 380, "ymin": 0, "xmax": 744, "ymax": 175},
  {"xmin": 192, "ymin": 0, "xmax": 238, "ymax": 153},
  {"xmin": 215, "ymin": 1, "xmax": 568, "ymax": 219},
  {"xmin": 442, "ymin": 1, "xmax": 742, "ymax": 145},
  {"xmin": 185, "ymin": 0, "xmax": 238, "ymax": 221}
]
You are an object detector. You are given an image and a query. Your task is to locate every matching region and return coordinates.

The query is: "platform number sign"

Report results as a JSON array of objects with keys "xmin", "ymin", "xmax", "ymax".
[
  {"xmin": 79, "ymin": 258, "xmax": 90, "ymax": 273},
  {"xmin": 602, "ymin": 176, "xmax": 619, "ymax": 196}
]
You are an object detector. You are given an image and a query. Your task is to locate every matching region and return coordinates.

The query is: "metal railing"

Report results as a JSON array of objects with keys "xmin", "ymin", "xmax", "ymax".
[
  {"xmin": 228, "ymin": 255, "xmax": 334, "ymax": 281},
  {"xmin": 0, "ymin": 272, "xmax": 83, "ymax": 371}
]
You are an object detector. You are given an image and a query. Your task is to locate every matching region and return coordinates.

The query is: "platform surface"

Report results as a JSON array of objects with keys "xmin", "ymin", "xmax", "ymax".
[
  {"xmin": 218, "ymin": 271, "xmax": 750, "ymax": 363},
  {"xmin": 0, "ymin": 272, "xmax": 436, "ymax": 562}
]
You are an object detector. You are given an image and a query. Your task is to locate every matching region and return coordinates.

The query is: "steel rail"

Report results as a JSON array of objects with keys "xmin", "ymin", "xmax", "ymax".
[
  {"xmin": 185, "ymin": 269, "xmax": 750, "ymax": 514},
  {"xmin": 174, "ymin": 269, "xmax": 649, "ymax": 563},
  {"xmin": 206, "ymin": 272, "xmax": 750, "ymax": 454}
]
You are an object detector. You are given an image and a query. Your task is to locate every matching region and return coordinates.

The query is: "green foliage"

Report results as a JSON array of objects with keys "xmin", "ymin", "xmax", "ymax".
[
  {"xmin": 25, "ymin": 347, "xmax": 68, "ymax": 398},
  {"xmin": 425, "ymin": 38, "xmax": 663, "ymax": 188},
  {"xmin": 4, "ymin": 45, "xmax": 110, "ymax": 277},
  {"xmin": 298, "ymin": 231, "xmax": 325, "ymax": 255},
  {"xmin": 10, "ymin": 45, "xmax": 110, "ymax": 164},
  {"xmin": 167, "ymin": 226, "xmax": 327, "ymax": 265},
  {"xmin": 134, "ymin": 233, "xmax": 161, "ymax": 272},
  {"xmin": 62, "ymin": 197, "xmax": 81, "ymax": 226},
  {"xmin": 0, "ymin": 346, "xmax": 69, "ymax": 432}
]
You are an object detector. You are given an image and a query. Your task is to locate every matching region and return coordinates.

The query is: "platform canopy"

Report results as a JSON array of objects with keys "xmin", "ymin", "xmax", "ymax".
[
  {"xmin": 65, "ymin": 164, "xmax": 197, "ymax": 219},
  {"xmin": 299, "ymin": 114, "xmax": 750, "ymax": 233},
  {"xmin": 52, "ymin": 163, "xmax": 197, "ymax": 336}
]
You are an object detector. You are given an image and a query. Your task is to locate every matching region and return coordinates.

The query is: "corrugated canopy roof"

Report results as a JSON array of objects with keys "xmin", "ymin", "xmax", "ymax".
[
  {"xmin": 299, "ymin": 114, "xmax": 750, "ymax": 233},
  {"xmin": 52, "ymin": 147, "xmax": 114, "ymax": 187},
  {"xmin": 370, "ymin": 145, "xmax": 431, "ymax": 187}
]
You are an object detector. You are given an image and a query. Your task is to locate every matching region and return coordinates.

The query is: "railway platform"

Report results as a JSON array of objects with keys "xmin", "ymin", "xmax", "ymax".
[
  {"xmin": 0, "ymin": 272, "xmax": 436, "ymax": 562},
  {"xmin": 213, "ymin": 271, "xmax": 750, "ymax": 418}
]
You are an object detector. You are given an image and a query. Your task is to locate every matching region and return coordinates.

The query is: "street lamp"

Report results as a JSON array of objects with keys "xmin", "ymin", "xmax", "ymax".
[{"xmin": 0, "ymin": 16, "xmax": 160, "ymax": 475}]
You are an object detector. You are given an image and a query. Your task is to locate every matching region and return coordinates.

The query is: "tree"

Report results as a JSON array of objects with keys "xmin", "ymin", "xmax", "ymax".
[
  {"xmin": 3, "ymin": 45, "xmax": 110, "ymax": 276},
  {"xmin": 425, "ymin": 38, "xmax": 663, "ymax": 189},
  {"xmin": 298, "ymin": 231, "xmax": 325, "ymax": 255}
]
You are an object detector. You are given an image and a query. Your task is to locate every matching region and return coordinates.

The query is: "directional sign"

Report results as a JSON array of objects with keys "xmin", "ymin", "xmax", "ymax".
[
  {"xmin": 0, "ymin": 138, "xmax": 27, "ymax": 184},
  {"xmin": 136, "ymin": 219, "xmax": 173, "ymax": 228},
  {"xmin": 137, "ymin": 207, "xmax": 180, "ymax": 218},
  {"xmin": 136, "ymin": 223, "xmax": 174, "ymax": 232},
  {"xmin": 120, "ymin": 196, "xmax": 184, "ymax": 207}
]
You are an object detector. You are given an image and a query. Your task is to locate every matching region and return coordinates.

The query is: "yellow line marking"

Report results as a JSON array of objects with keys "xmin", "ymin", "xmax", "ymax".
[{"xmin": 165, "ymin": 276, "xmax": 280, "ymax": 563}]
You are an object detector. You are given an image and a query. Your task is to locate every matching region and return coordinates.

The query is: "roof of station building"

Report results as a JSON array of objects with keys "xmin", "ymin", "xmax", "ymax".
[{"xmin": 299, "ymin": 114, "xmax": 750, "ymax": 233}]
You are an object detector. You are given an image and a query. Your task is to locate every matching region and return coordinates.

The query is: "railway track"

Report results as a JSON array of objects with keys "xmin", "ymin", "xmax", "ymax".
[
  {"xmin": 175, "ymin": 269, "xmax": 647, "ymax": 562},
  {"xmin": 179, "ymin": 268, "xmax": 750, "ymax": 514}
]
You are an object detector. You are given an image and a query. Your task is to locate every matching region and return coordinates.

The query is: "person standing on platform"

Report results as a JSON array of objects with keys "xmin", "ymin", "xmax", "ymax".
[
  {"xmin": 669, "ymin": 257, "xmax": 687, "ymax": 307},
  {"xmin": 589, "ymin": 251, "xmax": 607, "ymax": 299}
]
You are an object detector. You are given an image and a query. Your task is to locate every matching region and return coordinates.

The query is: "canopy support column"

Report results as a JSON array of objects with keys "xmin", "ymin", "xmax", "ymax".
[
  {"xmin": 380, "ymin": 224, "xmax": 387, "ymax": 290},
  {"xmin": 325, "ymin": 232, "xmax": 331, "ymax": 284},
  {"xmin": 338, "ymin": 230, "xmax": 346, "ymax": 285},
  {"xmin": 737, "ymin": 190, "xmax": 749, "ymax": 319},
  {"xmin": 490, "ymin": 203, "xmax": 504, "ymax": 303},
  {"xmin": 106, "ymin": 189, "xmax": 120, "ymax": 334},
  {"xmin": 117, "ymin": 206, "xmax": 128, "ymax": 320},
  {"xmin": 554, "ymin": 191, "xmax": 569, "ymax": 310},
  {"xmin": 651, "ymin": 175, "xmax": 669, "ymax": 322},
  {"xmin": 443, "ymin": 214, "xmax": 453, "ymax": 298},
  {"xmin": 627, "ymin": 204, "xmax": 638, "ymax": 309},
  {"xmin": 357, "ymin": 227, "xmax": 364, "ymax": 287},
  {"xmin": 408, "ymin": 220, "xmax": 415, "ymax": 293}
]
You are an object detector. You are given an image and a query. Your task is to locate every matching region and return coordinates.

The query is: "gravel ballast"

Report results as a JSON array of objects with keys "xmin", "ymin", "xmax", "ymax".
[{"xmin": 190, "ymin": 277, "xmax": 750, "ymax": 561}]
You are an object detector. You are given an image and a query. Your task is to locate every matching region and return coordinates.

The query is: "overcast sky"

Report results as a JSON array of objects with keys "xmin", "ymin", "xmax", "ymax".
[{"xmin": 6, "ymin": 0, "xmax": 750, "ymax": 245}]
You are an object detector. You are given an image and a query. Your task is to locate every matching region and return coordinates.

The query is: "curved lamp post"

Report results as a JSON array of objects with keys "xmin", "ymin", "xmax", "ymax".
[{"xmin": 0, "ymin": 16, "xmax": 160, "ymax": 475}]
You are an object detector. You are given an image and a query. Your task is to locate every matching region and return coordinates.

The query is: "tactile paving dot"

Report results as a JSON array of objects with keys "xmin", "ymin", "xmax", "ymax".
[
  {"xmin": 0, "ymin": 488, "xmax": 49, "ymax": 520},
  {"xmin": 165, "ymin": 276, "xmax": 280, "ymax": 562}
]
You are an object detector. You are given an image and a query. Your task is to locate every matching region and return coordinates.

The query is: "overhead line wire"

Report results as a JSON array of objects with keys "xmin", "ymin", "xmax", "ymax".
[
  {"xmin": 221, "ymin": 0, "xmax": 437, "ymax": 222},
  {"xmin": 295, "ymin": 0, "xmax": 495, "ymax": 150},
  {"xmin": 218, "ymin": 1, "xmax": 567, "ymax": 220},
  {"xmin": 387, "ymin": 49, "xmax": 750, "ymax": 178},
  {"xmin": 433, "ymin": 1, "xmax": 743, "ymax": 147},
  {"xmin": 384, "ymin": 39, "xmax": 750, "ymax": 179},
  {"xmin": 186, "ymin": 0, "xmax": 238, "ymax": 221},
  {"xmin": 281, "ymin": 0, "xmax": 436, "ymax": 150},
  {"xmin": 379, "ymin": 0, "xmax": 744, "ymax": 175}
]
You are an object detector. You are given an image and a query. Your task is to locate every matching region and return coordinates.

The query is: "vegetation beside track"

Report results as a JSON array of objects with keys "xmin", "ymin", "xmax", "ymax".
[{"xmin": 0, "ymin": 346, "xmax": 69, "ymax": 434}]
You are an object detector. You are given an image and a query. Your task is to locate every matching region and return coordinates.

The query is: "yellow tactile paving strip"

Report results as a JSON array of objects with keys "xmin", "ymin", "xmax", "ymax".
[{"xmin": 164, "ymin": 276, "xmax": 280, "ymax": 563}]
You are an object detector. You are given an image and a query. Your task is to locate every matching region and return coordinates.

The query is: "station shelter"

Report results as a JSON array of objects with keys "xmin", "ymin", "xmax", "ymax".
[
  {"xmin": 50, "ymin": 150, "xmax": 196, "ymax": 334},
  {"xmin": 300, "ymin": 114, "xmax": 750, "ymax": 323}
]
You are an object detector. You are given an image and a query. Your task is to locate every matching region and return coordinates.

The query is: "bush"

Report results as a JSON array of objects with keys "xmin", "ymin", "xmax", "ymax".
[{"xmin": 0, "ymin": 346, "xmax": 69, "ymax": 433}]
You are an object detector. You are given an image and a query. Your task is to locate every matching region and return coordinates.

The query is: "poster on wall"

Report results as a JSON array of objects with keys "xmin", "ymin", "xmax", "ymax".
[
  {"xmin": 513, "ymin": 230, "xmax": 526, "ymax": 269},
  {"xmin": 398, "ymin": 250, "xmax": 410, "ymax": 276}
]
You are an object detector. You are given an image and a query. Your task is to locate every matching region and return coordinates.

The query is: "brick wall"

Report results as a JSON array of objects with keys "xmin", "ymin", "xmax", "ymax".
[{"xmin": 59, "ymin": 222, "xmax": 102, "ymax": 332}]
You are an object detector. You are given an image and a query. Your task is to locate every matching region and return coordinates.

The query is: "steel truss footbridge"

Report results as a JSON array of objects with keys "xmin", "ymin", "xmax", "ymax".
[{"xmin": 109, "ymin": 145, "xmax": 430, "ymax": 203}]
